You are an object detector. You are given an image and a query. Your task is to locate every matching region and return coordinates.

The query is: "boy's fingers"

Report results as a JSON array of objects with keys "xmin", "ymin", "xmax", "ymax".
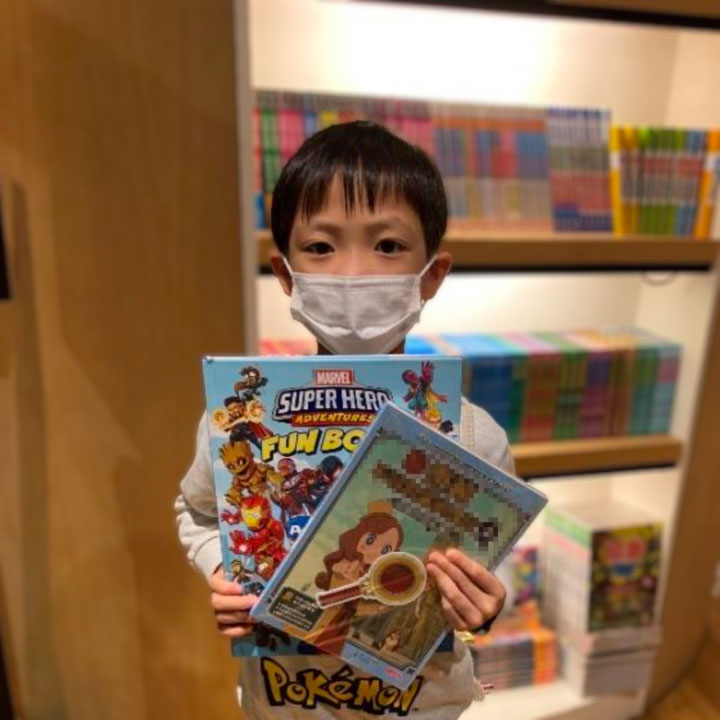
[
  {"xmin": 428, "ymin": 552, "xmax": 486, "ymax": 609},
  {"xmin": 427, "ymin": 564, "xmax": 485, "ymax": 630},
  {"xmin": 218, "ymin": 623, "xmax": 255, "ymax": 638},
  {"xmin": 432, "ymin": 552, "xmax": 503, "ymax": 620},
  {"xmin": 440, "ymin": 596, "xmax": 469, "ymax": 631},
  {"xmin": 215, "ymin": 612, "xmax": 255, "ymax": 625},
  {"xmin": 211, "ymin": 593, "xmax": 258, "ymax": 613},
  {"xmin": 445, "ymin": 549, "xmax": 506, "ymax": 599},
  {"xmin": 209, "ymin": 574, "xmax": 245, "ymax": 595}
]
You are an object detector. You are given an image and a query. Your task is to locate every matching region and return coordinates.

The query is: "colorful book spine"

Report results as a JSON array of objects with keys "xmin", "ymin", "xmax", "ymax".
[
  {"xmin": 694, "ymin": 129, "xmax": 720, "ymax": 238},
  {"xmin": 609, "ymin": 126, "xmax": 623, "ymax": 236}
]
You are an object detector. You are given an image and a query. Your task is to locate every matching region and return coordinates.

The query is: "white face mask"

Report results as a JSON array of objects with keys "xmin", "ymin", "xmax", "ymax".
[{"xmin": 283, "ymin": 256, "xmax": 437, "ymax": 355}]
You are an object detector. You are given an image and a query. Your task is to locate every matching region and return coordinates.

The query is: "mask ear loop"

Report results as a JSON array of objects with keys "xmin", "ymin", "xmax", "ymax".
[
  {"xmin": 418, "ymin": 254, "xmax": 438, "ymax": 308},
  {"xmin": 420, "ymin": 254, "xmax": 438, "ymax": 278}
]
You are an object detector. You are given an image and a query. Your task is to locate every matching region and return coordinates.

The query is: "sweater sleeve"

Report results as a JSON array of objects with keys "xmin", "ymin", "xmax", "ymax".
[
  {"xmin": 460, "ymin": 397, "xmax": 516, "ymax": 476},
  {"xmin": 174, "ymin": 413, "xmax": 223, "ymax": 579}
]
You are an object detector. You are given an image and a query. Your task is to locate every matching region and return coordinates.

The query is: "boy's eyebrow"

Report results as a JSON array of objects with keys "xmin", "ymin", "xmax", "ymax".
[
  {"xmin": 307, "ymin": 220, "xmax": 342, "ymax": 235},
  {"xmin": 364, "ymin": 217, "xmax": 415, "ymax": 234}
]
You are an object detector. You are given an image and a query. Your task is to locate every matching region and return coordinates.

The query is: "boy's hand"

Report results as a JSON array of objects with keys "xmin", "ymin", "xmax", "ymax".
[
  {"xmin": 209, "ymin": 566, "xmax": 259, "ymax": 638},
  {"xmin": 426, "ymin": 549, "xmax": 506, "ymax": 632}
]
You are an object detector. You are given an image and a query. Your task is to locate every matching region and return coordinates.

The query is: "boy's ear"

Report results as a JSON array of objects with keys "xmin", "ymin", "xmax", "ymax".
[
  {"xmin": 421, "ymin": 251, "xmax": 452, "ymax": 302},
  {"xmin": 270, "ymin": 251, "xmax": 293, "ymax": 296}
]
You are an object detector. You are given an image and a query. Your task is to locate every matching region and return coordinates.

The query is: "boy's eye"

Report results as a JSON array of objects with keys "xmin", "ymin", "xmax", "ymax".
[
  {"xmin": 305, "ymin": 241, "xmax": 334, "ymax": 255},
  {"xmin": 381, "ymin": 544, "xmax": 392, "ymax": 555},
  {"xmin": 365, "ymin": 533, "xmax": 376, "ymax": 546},
  {"xmin": 375, "ymin": 238, "xmax": 405, "ymax": 255}
]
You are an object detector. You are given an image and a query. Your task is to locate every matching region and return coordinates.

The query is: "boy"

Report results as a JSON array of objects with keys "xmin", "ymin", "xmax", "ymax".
[{"xmin": 175, "ymin": 121, "xmax": 514, "ymax": 719}]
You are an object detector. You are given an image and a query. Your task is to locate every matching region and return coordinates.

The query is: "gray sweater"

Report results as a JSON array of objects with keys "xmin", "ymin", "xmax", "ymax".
[{"xmin": 175, "ymin": 397, "xmax": 514, "ymax": 719}]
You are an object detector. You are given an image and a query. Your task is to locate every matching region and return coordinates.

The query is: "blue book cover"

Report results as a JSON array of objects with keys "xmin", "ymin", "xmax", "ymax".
[
  {"xmin": 251, "ymin": 402, "xmax": 547, "ymax": 689},
  {"xmin": 202, "ymin": 355, "xmax": 462, "ymax": 658}
]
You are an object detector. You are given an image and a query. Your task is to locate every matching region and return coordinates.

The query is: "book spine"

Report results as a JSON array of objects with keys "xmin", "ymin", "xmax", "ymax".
[
  {"xmin": 656, "ymin": 129, "xmax": 673, "ymax": 234},
  {"xmin": 609, "ymin": 126, "xmax": 623, "ymax": 236},
  {"xmin": 694, "ymin": 129, "xmax": 720, "ymax": 238},
  {"xmin": 637, "ymin": 127, "xmax": 651, "ymax": 234},
  {"xmin": 686, "ymin": 130, "xmax": 708, "ymax": 236},
  {"xmin": 599, "ymin": 110, "xmax": 613, "ymax": 232},
  {"xmin": 251, "ymin": 96, "xmax": 265, "ymax": 228}
]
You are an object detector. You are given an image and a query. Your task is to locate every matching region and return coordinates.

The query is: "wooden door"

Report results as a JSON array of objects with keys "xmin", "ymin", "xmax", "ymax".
[{"xmin": 0, "ymin": 1, "xmax": 248, "ymax": 718}]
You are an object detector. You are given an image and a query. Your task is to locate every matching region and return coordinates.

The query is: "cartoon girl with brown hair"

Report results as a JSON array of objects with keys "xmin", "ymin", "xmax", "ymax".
[{"xmin": 307, "ymin": 500, "xmax": 404, "ymax": 655}]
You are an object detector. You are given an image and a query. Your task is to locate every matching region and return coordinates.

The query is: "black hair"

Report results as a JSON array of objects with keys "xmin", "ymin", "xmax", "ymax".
[
  {"xmin": 270, "ymin": 121, "xmax": 447, "ymax": 258},
  {"xmin": 224, "ymin": 396, "xmax": 242, "ymax": 407},
  {"xmin": 319, "ymin": 455, "xmax": 344, "ymax": 475}
]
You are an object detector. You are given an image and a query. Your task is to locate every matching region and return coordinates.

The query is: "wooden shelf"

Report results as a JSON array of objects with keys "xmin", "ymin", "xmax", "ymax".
[
  {"xmin": 257, "ymin": 229, "xmax": 719, "ymax": 272},
  {"xmin": 458, "ymin": 680, "xmax": 644, "ymax": 720},
  {"xmin": 513, "ymin": 434, "xmax": 683, "ymax": 479}
]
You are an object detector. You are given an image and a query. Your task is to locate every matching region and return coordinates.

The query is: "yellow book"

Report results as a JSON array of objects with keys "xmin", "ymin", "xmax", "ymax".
[
  {"xmin": 609, "ymin": 126, "xmax": 623, "ymax": 236},
  {"xmin": 694, "ymin": 129, "xmax": 720, "ymax": 239}
]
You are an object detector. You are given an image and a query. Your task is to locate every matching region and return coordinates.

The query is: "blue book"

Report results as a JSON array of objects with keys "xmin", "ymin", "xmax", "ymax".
[
  {"xmin": 202, "ymin": 354, "xmax": 462, "ymax": 658},
  {"xmin": 251, "ymin": 402, "xmax": 547, "ymax": 689}
]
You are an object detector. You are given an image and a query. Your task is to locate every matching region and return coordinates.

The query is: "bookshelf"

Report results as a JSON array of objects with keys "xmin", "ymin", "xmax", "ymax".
[
  {"xmin": 237, "ymin": 1, "xmax": 720, "ymax": 718},
  {"xmin": 257, "ymin": 229, "xmax": 720, "ymax": 272},
  {"xmin": 459, "ymin": 679, "xmax": 645, "ymax": 720},
  {"xmin": 513, "ymin": 434, "xmax": 682, "ymax": 479}
]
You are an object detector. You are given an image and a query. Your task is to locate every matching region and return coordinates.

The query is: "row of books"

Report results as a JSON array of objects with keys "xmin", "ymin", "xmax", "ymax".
[
  {"xmin": 609, "ymin": 127, "xmax": 719, "ymax": 237},
  {"xmin": 253, "ymin": 90, "xmax": 611, "ymax": 232},
  {"xmin": 253, "ymin": 90, "xmax": 720, "ymax": 237},
  {"xmin": 259, "ymin": 328, "xmax": 681, "ymax": 444},
  {"xmin": 541, "ymin": 499, "xmax": 663, "ymax": 696},
  {"xmin": 404, "ymin": 328, "xmax": 680, "ymax": 443}
]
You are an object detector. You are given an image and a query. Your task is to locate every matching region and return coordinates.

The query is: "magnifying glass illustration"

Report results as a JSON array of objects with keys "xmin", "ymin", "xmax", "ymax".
[{"xmin": 316, "ymin": 552, "xmax": 427, "ymax": 609}]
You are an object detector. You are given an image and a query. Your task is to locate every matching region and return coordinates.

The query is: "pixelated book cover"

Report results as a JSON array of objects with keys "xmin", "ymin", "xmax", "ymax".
[
  {"xmin": 202, "ymin": 355, "xmax": 462, "ymax": 658},
  {"xmin": 251, "ymin": 403, "xmax": 547, "ymax": 689}
]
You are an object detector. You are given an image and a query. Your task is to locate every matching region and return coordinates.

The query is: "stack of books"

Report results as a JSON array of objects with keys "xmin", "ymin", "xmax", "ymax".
[
  {"xmin": 469, "ymin": 604, "xmax": 558, "ymax": 690},
  {"xmin": 468, "ymin": 547, "xmax": 558, "ymax": 690},
  {"xmin": 610, "ymin": 126, "xmax": 719, "ymax": 237},
  {"xmin": 541, "ymin": 500, "xmax": 663, "ymax": 696},
  {"xmin": 405, "ymin": 328, "xmax": 681, "ymax": 443},
  {"xmin": 547, "ymin": 108, "xmax": 613, "ymax": 231}
]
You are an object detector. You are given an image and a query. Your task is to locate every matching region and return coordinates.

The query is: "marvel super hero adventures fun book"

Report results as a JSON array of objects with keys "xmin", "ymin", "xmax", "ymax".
[
  {"xmin": 202, "ymin": 355, "xmax": 462, "ymax": 658},
  {"xmin": 251, "ymin": 402, "xmax": 548, "ymax": 690}
]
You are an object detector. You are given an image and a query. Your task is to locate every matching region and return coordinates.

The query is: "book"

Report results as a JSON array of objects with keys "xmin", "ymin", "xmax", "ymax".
[
  {"xmin": 542, "ymin": 499, "xmax": 662, "ymax": 636},
  {"xmin": 560, "ymin": 639, "xmax": 658, "ymax": 696},
  {"xmin": 202, "ymin": 355, "xmax": 462, "ymax": 658},
  {"xmin": 252, "ymin": 402, "xmax": 547, "ymax": 689}
]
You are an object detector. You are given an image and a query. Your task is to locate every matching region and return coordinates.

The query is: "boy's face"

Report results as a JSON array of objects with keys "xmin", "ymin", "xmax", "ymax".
[{"xmin": 271, "ymin": 175, "xmax": 452, "ymax": 314}]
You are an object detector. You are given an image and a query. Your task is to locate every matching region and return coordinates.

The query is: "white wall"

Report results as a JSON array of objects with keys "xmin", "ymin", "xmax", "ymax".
[
  {"xmin": 249, "ymin": 0, "xmax": 680, "ymax": 124},
  {"xmin": 665, "ymin": 29, "xmax": 720, "ymax": 127}
]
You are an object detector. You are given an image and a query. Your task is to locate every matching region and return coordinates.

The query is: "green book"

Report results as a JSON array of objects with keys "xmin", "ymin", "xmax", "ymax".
[
  {"xmin": 636, "ymin": 127, "xmax": 651, "ymax": 234},
  {"xmin": 668, "ymin": 129, "xmax": 685, "ymax": 235},
  {"xmin": 536, "ymin": 332, "xmax": 583, "ymax": 440}
]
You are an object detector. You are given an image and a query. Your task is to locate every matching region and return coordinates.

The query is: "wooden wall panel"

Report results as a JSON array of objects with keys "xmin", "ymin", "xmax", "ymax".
[
  {"xmin": 0, "ymin": 1, "xmax": 248, "ymax": 718},
  {"xmin": 650, "ymin": 275, "xmax": 720, "ymax": 702}
]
